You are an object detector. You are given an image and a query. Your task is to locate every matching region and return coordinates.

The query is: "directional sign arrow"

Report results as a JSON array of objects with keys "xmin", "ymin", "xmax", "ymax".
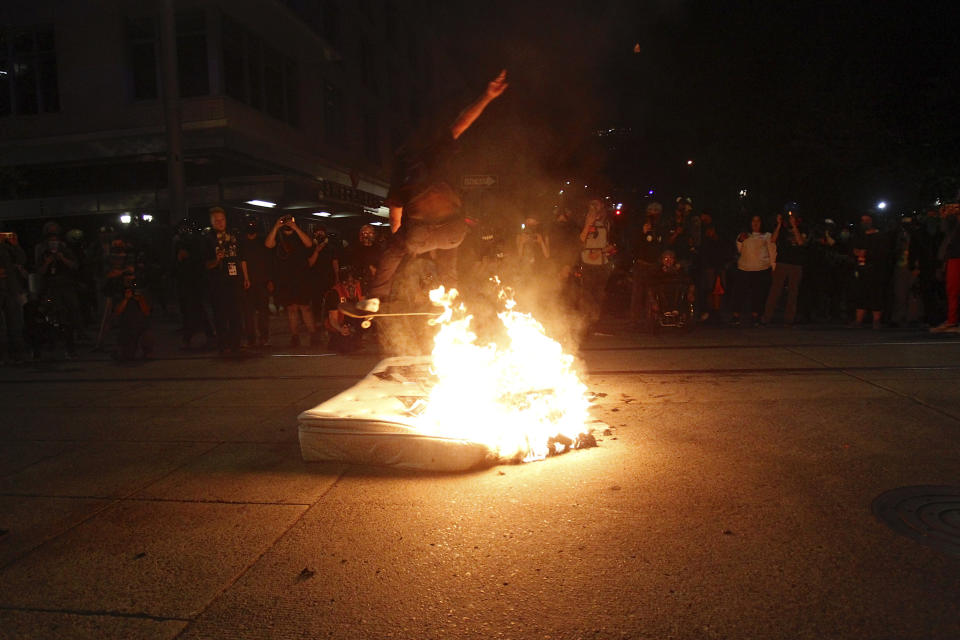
[{"xmin": 461, "ymin": 175, "xmax": 498, "ymax": 188}]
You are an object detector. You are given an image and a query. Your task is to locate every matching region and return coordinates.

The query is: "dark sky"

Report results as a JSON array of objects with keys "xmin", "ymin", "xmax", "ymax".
[{"xmin": 433, "ymin": 0, "xmax": 960, "ymax": 221}]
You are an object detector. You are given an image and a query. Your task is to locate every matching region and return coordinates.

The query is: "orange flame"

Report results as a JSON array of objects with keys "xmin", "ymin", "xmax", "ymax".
[{"xmin": 416, "ymin": 286, "xmax": 590, "ymax": 462}]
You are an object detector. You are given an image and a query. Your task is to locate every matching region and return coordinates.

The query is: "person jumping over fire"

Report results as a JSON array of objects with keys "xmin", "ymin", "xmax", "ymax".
[{"xmin": 345, "ymin": 70, "xmax": 509, "ymax": 316}]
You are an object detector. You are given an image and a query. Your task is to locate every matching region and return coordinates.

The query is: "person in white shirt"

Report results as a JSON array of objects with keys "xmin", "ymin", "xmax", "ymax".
[{"xmin": 732, "ymin": 215, "xmax": 777, "ymax": 326}]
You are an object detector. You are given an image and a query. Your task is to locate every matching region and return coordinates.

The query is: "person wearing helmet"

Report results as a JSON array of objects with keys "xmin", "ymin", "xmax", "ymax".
[
  {"xmin": 579, "ymin": 196, "xmax": 615, "ymax": 334},
  {"xmin": 323, "ymin": 265, "xmax": 364, "ymax": 353},
  {"xmin": 173, "ymin": 218, "xmax": 214, "ymax": 349},
  {"xmin": 630, "ymin": 201, "xmax": 664, "ymax": 329},
  {"xmin": 308, "ymin": 226, "xmax": 339, "ymax": 322}
]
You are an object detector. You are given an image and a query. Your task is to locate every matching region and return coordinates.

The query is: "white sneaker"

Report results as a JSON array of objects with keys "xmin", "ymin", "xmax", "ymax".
[
  {"xmin": 356, "ymin": 298, "xmax": 380, "ymax": 313},
  {"xmin": 929, "ymin": 322, "xmax": 957, "ymax": 333}
]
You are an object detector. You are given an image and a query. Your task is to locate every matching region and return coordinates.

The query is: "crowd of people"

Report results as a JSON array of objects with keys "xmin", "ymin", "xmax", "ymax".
[
  {"xmin": 0, "ymin": 209, "xmax": 390, "ymax": 363},
  {"xmin": 1, "ymin": 65, "xmax": 958, "ymax": 362},
  {"xmin": 459, "ymin": 194, "xmax": 960, "ymax": 337},
  {"xmin": 0, "ymin": 194, "xmax": 958, "ymax": 364}
]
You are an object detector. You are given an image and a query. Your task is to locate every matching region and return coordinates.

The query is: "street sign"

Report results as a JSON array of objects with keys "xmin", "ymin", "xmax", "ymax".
[{"xmin": 461, "ymin": 175, "xmax": 498, "ymax": 189}]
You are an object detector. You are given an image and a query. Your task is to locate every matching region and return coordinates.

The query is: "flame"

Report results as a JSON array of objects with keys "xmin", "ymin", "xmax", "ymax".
[{"xmin": 415, "ymin": 285, "xmax": 590, "ymax": 462}]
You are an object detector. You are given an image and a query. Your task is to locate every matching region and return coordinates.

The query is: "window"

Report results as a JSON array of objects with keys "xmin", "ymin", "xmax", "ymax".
[
  {"xmin": 125, "ymin": 11, "xmax": 208, "ymax": 101},
  {"xmin": 221, "ymin": 15, "xmax": 299, "ymax": 126},
  {"xmin": 323, "ymin": 80, "xmax": 343, "ymax": 145},
  {"xmin": 0, "ymin": 24, "xmax": 59, "ymax": 116},
  {"xmin": 127, "ymin": 17, "xmax": 158, "ymax": 100},
  {"xmin": 176, "ymin": 11, "xmax": 209, "ymax": 97}
]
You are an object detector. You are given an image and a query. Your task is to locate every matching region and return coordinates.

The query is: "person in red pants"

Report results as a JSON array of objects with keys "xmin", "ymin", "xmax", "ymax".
[{"xmin": 930, "ymin": 203, "xmax": 960, "ymax": 333}]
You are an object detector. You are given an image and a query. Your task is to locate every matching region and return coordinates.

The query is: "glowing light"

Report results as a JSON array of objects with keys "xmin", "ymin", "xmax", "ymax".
[
  {"xmin": 686, "ymin": 159, "xmax": 694, "ymax": 166},
  {"xmin": 418, "ymin": 286, "xmax": 590, "ymax": 462},
  {"xmin": 246, "ymin": 199, "xmax": 277, "ymax": 208},
  {"xmin": 312, "ymin": 211, "xmax": 332, "ymax": 217},
  {"xmin": 739, "ymin": 189, "xmax": 748, "ymax": 197},
  {"xmin": 142, "ymin": 214, "xmax": 154, "ymax": 222},
  {"xmin": 877, "ymin": 201, "xmax": 887, "ymax": 210},
  {"xmin": 648, "ymin": 189, "xmax": 655, "ymax": 195},
  {"xmin": 119, "ymin": 214, "xmax": 132, "ymax": 224}
]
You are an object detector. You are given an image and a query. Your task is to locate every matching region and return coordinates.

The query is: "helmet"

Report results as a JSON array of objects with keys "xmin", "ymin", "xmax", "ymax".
[
  {"xmin": 338, "ymin": 265, "xmax": 361, "ymax": 281},
  {"xmin": 42, "ymin": 220, "xmax": 63, "ymax": 238}
]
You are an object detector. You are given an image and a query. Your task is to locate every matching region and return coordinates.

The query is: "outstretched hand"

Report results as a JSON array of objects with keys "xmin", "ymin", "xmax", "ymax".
[{"xmin": 486, "ymin": 70, "xmax": 509, "ymax": 99}]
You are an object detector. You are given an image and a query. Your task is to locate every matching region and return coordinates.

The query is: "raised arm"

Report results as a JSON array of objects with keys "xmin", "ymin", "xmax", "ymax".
[{"xmin": 450, "ymin": 70, "xmax": 509, "ymax": 140}]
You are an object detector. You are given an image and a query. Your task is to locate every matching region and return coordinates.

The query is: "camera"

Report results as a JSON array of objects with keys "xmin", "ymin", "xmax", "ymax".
[{"xmin": 279, "ymin": 215, "xmax": 293, "ymax": 225}]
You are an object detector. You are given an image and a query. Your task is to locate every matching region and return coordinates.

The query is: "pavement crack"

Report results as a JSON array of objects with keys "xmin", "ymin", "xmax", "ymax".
[
  {"xmin": 171, "ymin": 465, "xmax": 348, "ymax": 639},
  {"xmin": 0, "ymin": 604, "xmax": 189, "ymax": 623}
]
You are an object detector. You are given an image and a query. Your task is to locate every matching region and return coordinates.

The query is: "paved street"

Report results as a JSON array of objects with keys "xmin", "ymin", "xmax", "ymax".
[{"xmin": 1, "ymin": 320, "xmax": 958, "ymax": 639}]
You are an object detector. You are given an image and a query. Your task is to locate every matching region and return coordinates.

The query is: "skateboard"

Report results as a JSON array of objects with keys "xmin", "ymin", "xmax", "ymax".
[{"xmin": 338, "ymin": 302, "xmax": 443, "ymax": 329}]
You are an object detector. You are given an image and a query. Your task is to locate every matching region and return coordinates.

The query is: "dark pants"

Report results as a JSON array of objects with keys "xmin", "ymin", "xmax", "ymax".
[
  {"xmin": 763, "ymin": 263, "xmax": 803, "ymax": 324},
  {"xmin": 629, "ymin": 262, "xmax": 655, "ymax": 323},
  {"xmin": 118, "ymin": 318, "xmax": 154, "ymax": 360},
  {"xmin": 851, "ymin": 264, "xmax": 887, "ymax": 312},
  {"xmin": 209, "ymin": 280, "xmax": 243, "ymax": 350},
  {"xmin": 368, "ymin": 218, "xmax": 468, "ymax": 299},
  {"xmin": 0, "ymin": 289, "xmax": 24, "ymax": 359},
  {"xmin": 697, "ymin": 266, "xmax": 719, "ymax": 316},
  {"xmin": 733, "ymin": 268, "xmax": 771, "ymax": 317},
  {"xmin": 242, "ymin": 282, "xmax": 271, "ymax": 344},
  {"xmin": 580, "ymin": 263, "xmax": 612, "ymax": 327},
  {"xmin": 178, "ymin": 284, "xmax": 213, "ymax": 344}
]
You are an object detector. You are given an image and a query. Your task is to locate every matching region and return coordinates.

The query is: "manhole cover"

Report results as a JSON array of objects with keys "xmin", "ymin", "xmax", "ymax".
[{"xmin": 871, "ymin": 486, "xmax": 960, "ymax": 557}]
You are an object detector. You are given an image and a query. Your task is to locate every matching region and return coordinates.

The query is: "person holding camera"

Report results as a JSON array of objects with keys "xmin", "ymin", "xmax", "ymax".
[
  {"xmin": 0, "ymin": 229, "xmax": 27, "ymax": 363},
  {"xmin": 265, "ymin": 214, "xmax": 318, "ymax": 348},
  {"xmin": 732, "ymin": 215, "xmax": 776, "ymax": 327},
  {"xmin": 113, "ymin": 276, "xmax": 153, "ymax": 360},
  {"xmin": 514, "ymin": 216, "xmax": 549, "ymax": 292},
  {"xmin": 579, "ymin": 196, "xmax": 616, "ymax": 334},
  {"xmin": 308, "ymin": 226, "xmax": 339, "ymax": 324},
  {"xmin": 762, "ymin": 211, "xmax": 807, "ymax": 326},
  {"xmin": 239, "ymin": 217, "xmax": 274, "ymax": 348},
  {"xmin": 204, "ymin": 206, "xmax": 244, "ymax": 354},
  {"xmin": 173, "ymin": 219, "xmax": 214, "ymax": 349},
  {"xmin": 323, "ymin": 266, "xmax": 364, "ymax": 354},
  {"xmin": 37, "ymin": 228, "xmax": 80, "ymax": 357}
]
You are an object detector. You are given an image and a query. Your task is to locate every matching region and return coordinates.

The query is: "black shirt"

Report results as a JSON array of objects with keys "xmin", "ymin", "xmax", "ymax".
[
  {"xmin": 385, "ymin": 133, "xmax": 460, "ymax": 222},
  {"xmin": 239, "ymin": 234, "xmax": 273, "ymax": 284},
  {"xmin": 205, "ymin": 229, "xmax": 242, "ymax": 283}
]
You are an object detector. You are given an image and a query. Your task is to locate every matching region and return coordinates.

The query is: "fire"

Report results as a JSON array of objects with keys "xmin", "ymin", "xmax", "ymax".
[{"xmin": 415, "ymin": 285, "xmax": 590, "ymax": 462}]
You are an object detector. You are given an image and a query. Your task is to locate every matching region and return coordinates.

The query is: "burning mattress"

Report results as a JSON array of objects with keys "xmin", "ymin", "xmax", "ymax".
[
  {"xmin": 298, "ymin": 356, "xmax": 497, "ymax": 471},
  {"xmin": 298, "ymin": 354, "xmax": 595, "ymax": 472}
]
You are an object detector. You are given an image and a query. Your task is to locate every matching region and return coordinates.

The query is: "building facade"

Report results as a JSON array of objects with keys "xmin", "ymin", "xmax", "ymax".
[{"xmin": 0, "ymin": 0, "xmax": 453, "ymax": 231}]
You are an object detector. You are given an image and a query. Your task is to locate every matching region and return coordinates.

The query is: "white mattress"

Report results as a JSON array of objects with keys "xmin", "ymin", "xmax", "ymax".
[{"xmin": 298, "ymin": 356, "xmax": 498, "ymax": 471}]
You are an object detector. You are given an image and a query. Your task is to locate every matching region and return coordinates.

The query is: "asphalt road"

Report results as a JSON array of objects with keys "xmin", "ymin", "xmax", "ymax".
[{"xmin": 0, "ymin": 322, "xmax": 958, "ymax": 639}]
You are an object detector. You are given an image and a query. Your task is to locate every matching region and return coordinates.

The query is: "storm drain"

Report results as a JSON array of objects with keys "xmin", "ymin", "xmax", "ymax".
[{"xmin": 871, "ymin": 486, "xmax": 960, "ymax": 557}]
